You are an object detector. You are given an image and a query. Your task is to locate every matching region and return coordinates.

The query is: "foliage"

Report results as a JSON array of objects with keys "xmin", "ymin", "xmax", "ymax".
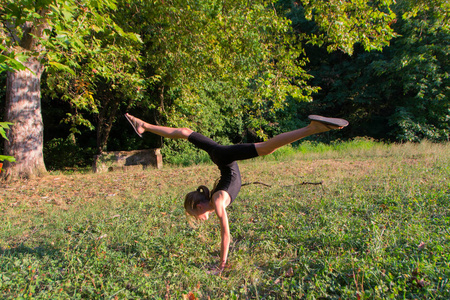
[
  {"xmin": 1, "ymin": 0, "xmax": 145, "ymax": 176},
  {"xmin": 117, "ymin": 0, "xmax": 316, "ymax": 142},
  {"xmin": 113, "ymin": 0, "xmax": 398, "ymax": 151},
  {"xmin": 379, "ymin": 0, "xmax": 450, "ymax": 141},
  {"xmin": 2, "ymin": 0, "xmax": 447, "ymax": 172},
  {"xmin": 295, "ymin": 0, "xmax": 449, "ymax": 142},
  {"xmin": 43, "ymin": 136, "xmax": 96, "ymax": 171},
  {"xmin": 40, "ymin": 0, "xmax": 144, "ymax": 154},
  {"xmin": 294, "ymin": 0, "xmax": 397, "ymax": 54},
  {"xmin": 0, "ymin": 122, "xmax": 15, "ymax": 162},
  {"xmin": 0, "ymin": 45, "xmax": 27, "ymax": 73},
  {"xmin": 1, "ymin": 141, "xmax": 449, "ymax": 298}
]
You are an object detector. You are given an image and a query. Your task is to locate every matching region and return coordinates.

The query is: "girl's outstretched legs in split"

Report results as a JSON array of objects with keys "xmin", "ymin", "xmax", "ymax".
[
  {"xmin": 125, "ymin": 112, "xmax": 348, "ymax": 155},
  {"xmin": 125, "ymin": 113, "xmax": 193, "ymax": 139},
  {"xmin": 254, "ymin": 116, "xmax": 348, "ymax": 156}
]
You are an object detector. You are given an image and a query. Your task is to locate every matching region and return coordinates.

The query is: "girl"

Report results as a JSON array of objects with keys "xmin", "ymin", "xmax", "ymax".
[{"xmin": 125, "ymin": 113, "xmax": 348, "ymax": 273}]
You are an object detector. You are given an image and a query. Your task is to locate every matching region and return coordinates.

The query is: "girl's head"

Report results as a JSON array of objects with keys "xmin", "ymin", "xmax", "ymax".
[{"xmin": 184, "ymin": 185, "xmax": 211, "ymax": 220}]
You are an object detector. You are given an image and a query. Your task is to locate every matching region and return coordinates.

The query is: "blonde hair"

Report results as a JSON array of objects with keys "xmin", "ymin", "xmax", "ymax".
[{"xmin": 184, "ymin": 185, "xmax": 210, "ymax": 218}]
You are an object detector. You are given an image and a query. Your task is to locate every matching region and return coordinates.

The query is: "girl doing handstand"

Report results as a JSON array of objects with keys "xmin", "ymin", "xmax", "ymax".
[{"xmin": 125, "ymin": 113, "xmax": 348, "ymax": 272}]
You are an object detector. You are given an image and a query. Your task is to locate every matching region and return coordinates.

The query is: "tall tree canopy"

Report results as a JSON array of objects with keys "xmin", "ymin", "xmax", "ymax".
[
  {"xmin": 115, "ymin": 0, "xmax": 397, "ymax": 159},
  {"xmin": 297, "ymin": 0, "xmax": 449, "ymax": 141},
  {"xmin": 0, "ymin": 0, "xmax": 140, "ymax": 179}
]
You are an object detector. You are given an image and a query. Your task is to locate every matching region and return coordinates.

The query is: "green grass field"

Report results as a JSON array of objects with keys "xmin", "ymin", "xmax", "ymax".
[{"xmin": 1, "ymin": 140, "xmax": 449, "ymax": 299}]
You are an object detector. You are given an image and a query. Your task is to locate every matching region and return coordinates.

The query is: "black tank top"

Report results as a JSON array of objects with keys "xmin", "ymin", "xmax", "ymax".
[{"xmin": 188, "ymin": 132, "xmax": 258, "ymax": 203}]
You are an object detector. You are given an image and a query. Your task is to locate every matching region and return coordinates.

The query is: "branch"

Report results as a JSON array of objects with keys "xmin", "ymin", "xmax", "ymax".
[
  {"xmin": 241, "ymin": 181, "xmax": 272, "ymax": 187},
  {"xmin": 286, "ymin": 181, "xmax": 323, "ymax": 187},
  {"xmin": 241, "ymin": 181, "xmax": 324, "ymax": 188}
]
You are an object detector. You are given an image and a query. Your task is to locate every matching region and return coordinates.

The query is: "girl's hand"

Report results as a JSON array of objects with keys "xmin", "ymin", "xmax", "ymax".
[{"xmin": 206, "ymin": 265, "xmax": 224, "ymax": 276}]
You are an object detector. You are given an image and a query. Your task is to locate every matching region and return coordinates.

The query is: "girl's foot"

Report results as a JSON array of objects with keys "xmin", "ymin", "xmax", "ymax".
[
  {"xmin": 308, "ymin": 115, "xmax": 349, "ymax": 133},
  {"xmin": 125, "ymin": 113, "xmax": 145, "ymax": 137}
]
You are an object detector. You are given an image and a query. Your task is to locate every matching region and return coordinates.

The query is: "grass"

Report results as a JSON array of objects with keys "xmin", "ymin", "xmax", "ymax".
[{"xmin": 1, "ymin": 139, "xmax": 449, "ymax": 299}]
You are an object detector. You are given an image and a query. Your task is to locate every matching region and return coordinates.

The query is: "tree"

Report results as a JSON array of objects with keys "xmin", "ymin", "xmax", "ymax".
[
  {"xmin": 292, "ymin": 0, "xmax": 449, "ymax": 141},
  {"xmin": 378, "ymin": 0, "xmax": 450, "ymax": 141},
  {"xmin": 0, "ymin": 0, "xmax": 139, "ymax": 179},
  {"xmin": 121, "ymin": 0, "xmax": 315, "ymax": 139},
  {"xmin": 119, "ymin": 0, "xmax": 397, "ymax": 144},
  {"xmin": 44, "ymin": 8, "xmax": 143, "ymax": 162},
  {"xmin": 0, "ymin": 43, "xmax": 22, "ymax": 166},
  {"xmin": 1, "ymin": 3, "xmax": 50, "ymax": 179}
]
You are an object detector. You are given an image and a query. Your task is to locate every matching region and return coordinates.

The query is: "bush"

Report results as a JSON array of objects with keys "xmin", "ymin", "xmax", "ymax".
[{"xmin": 44, "ymin": 136, "xmax": 96, "ymax": 171}]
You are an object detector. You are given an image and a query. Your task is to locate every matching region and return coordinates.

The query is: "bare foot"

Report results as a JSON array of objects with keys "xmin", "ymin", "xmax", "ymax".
[
  {"xmin": 308, "ymin": 121, "xmax": 342, "ymax": 134},
  {"xmin": 125, "ymin": 113, "xmax": 145, "ymax": 137}
]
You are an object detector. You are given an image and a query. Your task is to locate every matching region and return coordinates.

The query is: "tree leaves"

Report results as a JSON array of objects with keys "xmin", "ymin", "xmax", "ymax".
[
  {"xmin": 296, "ymin": 0, "xmax": 397, "ymax": 55},
  {"xmin": 47, "ymin": 61, "xmax": 75, "ymax": 75},
  {"xmin": 0, "ymin": 122, "xmax": 16, "ymax": 162},
  {"xmin": 0, "ymin": 51, "xmax": 28, "ymax": 73},
  {"xmin": 299, "ymin": 0, "xmax": 449, "ymax": 142},
  {"xmin": 0, "ymin": 122, "xmax": 13, "ymax": 140}
]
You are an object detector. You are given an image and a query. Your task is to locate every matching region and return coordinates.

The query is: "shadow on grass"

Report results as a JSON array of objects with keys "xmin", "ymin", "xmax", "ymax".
[{"xmin": 0, "ymin": 242, "xmax": 61, "ymax": 258}]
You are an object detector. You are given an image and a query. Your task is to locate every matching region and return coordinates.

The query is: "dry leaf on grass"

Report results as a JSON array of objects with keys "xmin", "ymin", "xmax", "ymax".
[
  {"xmin": 183, "ymin": 292, "xmax": 198, "ymax": 300},
  {"xmin": 418, "ymin": 241, "xmax": 426, "ymax": 250},
  {"xmin": 285, "ymin": 267, "xmax": 294, "ymax": 277}
]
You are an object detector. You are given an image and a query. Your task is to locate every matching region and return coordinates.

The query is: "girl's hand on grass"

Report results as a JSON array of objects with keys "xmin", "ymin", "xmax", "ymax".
[
  {"xmin": 207, "ymin": 266, "xmax": 224, "ymax": 276},
  {"xmin": 206, "ymin": 264, "xmax": 227, "ymax": 275}
]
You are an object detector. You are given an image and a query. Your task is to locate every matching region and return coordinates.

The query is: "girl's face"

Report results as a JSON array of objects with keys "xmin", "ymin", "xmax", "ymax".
[{"xmin": 194, "ymin": 202, "xmax": 212, "ymax": 221}]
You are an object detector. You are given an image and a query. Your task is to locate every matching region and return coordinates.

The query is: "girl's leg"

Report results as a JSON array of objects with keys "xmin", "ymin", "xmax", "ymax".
[
  {"xmin": 125, "ymin": 113, "xmax": 193, "ymax": 139},
  {"xmin": 254, "ymin": 120, "xmax": 345, "ymax": 156}
]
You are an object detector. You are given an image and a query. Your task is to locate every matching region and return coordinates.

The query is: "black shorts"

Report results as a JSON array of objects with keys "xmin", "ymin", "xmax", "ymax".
[{"xmin": 188, "ymin": 132, "xmax": 259, "ymax": 202}]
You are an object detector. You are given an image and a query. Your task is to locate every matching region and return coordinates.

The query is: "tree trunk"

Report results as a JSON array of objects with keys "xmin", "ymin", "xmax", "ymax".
[
  {"xmin": 156, "ymin": 85, "xmax": 165, "ymax": 147},
  {"xmin": 92, "ymin": 83, "xmax": 120, "ymax": 172},
  {"xmin": 3, "ymin": 57, "xmax": 47, "ymax": 180},
  {"xmin": 96, "ymin": 98, "xmax": 120, "ymax": 156}
]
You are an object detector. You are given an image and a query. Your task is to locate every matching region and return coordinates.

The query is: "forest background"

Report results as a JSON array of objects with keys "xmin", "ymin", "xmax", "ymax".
[{"xmin": 0, "ymin": 0, "xmax": 449, "ymax": 178}]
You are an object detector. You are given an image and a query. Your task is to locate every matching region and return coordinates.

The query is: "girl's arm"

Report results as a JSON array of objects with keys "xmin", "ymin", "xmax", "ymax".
[{"xmin": 212, "ymin": 190, "xmax": 231, "ymax": 271}]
